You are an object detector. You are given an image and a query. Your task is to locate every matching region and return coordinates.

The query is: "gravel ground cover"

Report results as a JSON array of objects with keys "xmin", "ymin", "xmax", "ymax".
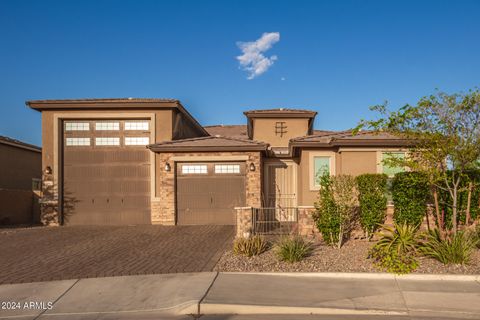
[{"xmin": 215, "ymin": 238, "xmax": 480, "ymax": 274}]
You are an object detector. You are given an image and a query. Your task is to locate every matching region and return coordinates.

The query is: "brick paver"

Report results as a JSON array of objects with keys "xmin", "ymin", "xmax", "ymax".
[{"xmin": 0, "ymin": 225, "xmax": 233, "ymax": 284}]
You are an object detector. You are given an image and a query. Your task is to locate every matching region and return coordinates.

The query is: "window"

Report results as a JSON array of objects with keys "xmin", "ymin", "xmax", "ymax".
[
  {"xmin": 125, "ymin": 137, "xmax": 149, "ymax": 146},
  {"xmin": 95, "ymin": 122, "xmax": 119, "ymax": 131},
  {"xmin": 65, "ymin": 122, "xmax": 89, "ymax": 131},
  {"xmin": 313, "ymin": 156, "xmax": 331, "ymax": 187},
  {"xmin": 215, "ymin": 164, "xmax": 240, "ymax": 174},
  {"xmin": 32, "ymin": 178, "xmax": 42, "ymax": 191},
  {"xmin": 66, "ymin": 137, "xmax": 90, "ymax": 146},
  {"xmin": 382, "ymin": 152, "xmax": 406, "ymax": 177},
  {"xmin": 275, "ymin": 121, "xmax": 287, "ymax": 137},
  {"xmin": 95, "ymin": 137, "xmax": 120, "ymax": 146},
  {"xmin": 125, "ymin": 121, "xmax": 149, "ymax": 130},
  {"xmin": 182, "ymin": 164, "xmax": 208, "ymax": 174}
]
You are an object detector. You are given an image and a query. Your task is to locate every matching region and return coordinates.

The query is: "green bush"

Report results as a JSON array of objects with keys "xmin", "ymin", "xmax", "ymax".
[
  {"xmin": 356, "ymin": 174, "xmax": 388, "ymax": 238},
  {"xmin": 275, "ymin": 236, "xmax": 313, "ymax": 263},
  {"xmin": 313, "ymin": 173, "xmax": 358, "ymax": 247},
  {"xmin": 369, "ymin": 222, "xmax": 419, "ymax": 274},
  {"xmin": 314, "ymin": 174, "xmax": 340, "ymax": 245},
  {"xmin": 391, "ymin": 172, "xmax": 430, "ymax": 226},
  {"xmin": 419, "ymin": 229, "xmax": 478, "ymax": 264},
  {"xmin": 233, "ymin": 236, "xmax": 269, "ymax": 257}
]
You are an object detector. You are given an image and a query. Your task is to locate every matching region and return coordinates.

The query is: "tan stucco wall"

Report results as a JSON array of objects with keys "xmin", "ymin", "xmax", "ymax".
[
  {"xmin": 0, "ymin": 144, "xmax": 41, "ymax": 190},
  {"xmin": 253, "ymin": 118, "xmax": 309, "ymax": 147},
  {"xmin": 340, "ymin": 151, "xmax": 378, "ymax": 176},
  {"xmin": 153, "ymin": 151, "xmax": 262, "ymax": 225}
]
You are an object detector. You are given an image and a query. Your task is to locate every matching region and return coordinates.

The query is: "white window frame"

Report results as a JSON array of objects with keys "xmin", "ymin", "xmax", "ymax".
[
  {"xmin": 376, "ymin": 150, "xmax": 408, "ymax": 177},
  {"xmin": 214, "ymin": 164, "xmax": 241, "ymax": 174},
  {"xmin": 95, "ymin": 122, "xmax": 120, "ymax": 131},
  {"xmin": 65, "ymin": 122, "xmax": 90, "ymax": 131},
  {"xmin": 125, "ymin": 136, "xmax": 150, "ymax": 146},
  {"xmin": 124, "ymin": 121, "xmax": 149, "ymax": 131},
  {"xmin": 65, "ymin": 137, "xmax": 91, "ymax": 146},
  {"xmin": 181, "ymin": 164, "xmax": 208, "ymax": 174},
  {"xmin": 95, "ymin": 137, "xmax": 120, "ymax": 146},
  {"xmin": 309, "ymin": 151, "xmax": 336, "ymax": 190}
]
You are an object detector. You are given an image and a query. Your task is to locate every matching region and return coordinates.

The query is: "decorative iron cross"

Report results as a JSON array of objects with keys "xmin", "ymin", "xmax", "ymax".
[{"xmin": 275, "ymin": 122, "xmax": 287, "ymax": 137}]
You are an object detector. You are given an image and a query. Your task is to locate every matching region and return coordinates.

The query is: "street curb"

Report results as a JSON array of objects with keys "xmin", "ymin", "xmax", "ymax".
[
  {"xmin": 222, "ymin": 272, "xmax": 480, "ymax": 281},
  {"xmin": 200, "ymin": 303, "xmax": 408, "ymax": 316}
]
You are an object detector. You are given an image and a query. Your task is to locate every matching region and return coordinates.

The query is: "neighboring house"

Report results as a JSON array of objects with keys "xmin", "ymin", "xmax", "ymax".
[
  {"xmin": 27, "ymin": 99, "xmax": 409, "ymax": 226},
  {"xmin": 0, "ymin": 136, "xmax": 42, "ymax": 225}
]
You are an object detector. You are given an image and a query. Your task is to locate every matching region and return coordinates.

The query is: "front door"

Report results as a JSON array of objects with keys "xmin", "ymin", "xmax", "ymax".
[{"xmin": 264, "ymin": 160, "xmax": 297, "ymax": 208}]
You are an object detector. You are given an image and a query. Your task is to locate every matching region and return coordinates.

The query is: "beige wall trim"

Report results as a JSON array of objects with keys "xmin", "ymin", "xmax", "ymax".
[
  {"xmin": 171, "ymin": 155, "xmax": 250, "ymax": 161},
  {"xmin": 297, "ymin": 206, "xmax": 314, "ymax": 209},
  {"xmin": 52, "ymin": 112, "xmax": 157, "ymax": 211},
  {"xmin": 308, "ymin": 151, "xmax": 336, "ymax": 191}
]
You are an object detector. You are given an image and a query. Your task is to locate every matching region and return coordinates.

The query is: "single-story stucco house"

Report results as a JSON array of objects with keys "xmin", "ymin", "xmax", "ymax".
[
  {"xmin": 0, "ymin": 136, "xmax": 42, "ymax": 225},
  {"xmin": 27, "ymin": 98, "xmax": 409, "ymax": 229}
]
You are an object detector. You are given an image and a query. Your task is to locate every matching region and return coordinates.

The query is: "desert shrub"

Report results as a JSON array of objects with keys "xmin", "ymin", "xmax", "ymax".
[
  {"xmin": 233, "ymin": 236, "xmax": 269, "ymax": 257},
  {"xmin": 419, "ymin": 229, "xmax": 478, "ymax": 264},
  {"xmin": 275, "ymin": 236, "xmax": 313, "ymax": 263},
  {"xmin": 314, "ymin": 173, "xmax": 359, "ymax": 248},
  {"xmin": 356, "ymin": 174, "xmax": 388, "ymax": 238},
  {"xmin": 369, "ymin": 222, "xmax": 419, "ymax": 274},
  {"xmin": 391, "ymin": 172, "xmax": 430, "ymax": 226}
]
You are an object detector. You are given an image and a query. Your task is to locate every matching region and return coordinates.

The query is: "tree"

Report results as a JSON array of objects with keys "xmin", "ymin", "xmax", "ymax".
[{"xmin": 357, "ymin": 89, "xmax": 480, "ymax": 233}]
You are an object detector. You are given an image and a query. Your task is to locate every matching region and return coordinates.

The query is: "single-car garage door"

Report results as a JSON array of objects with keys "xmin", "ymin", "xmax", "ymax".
[
  {"xmin": 176, "ymin": 162, "xmax": 246, "ymax": 225},
  {"xmin": 62, "ymin": 120, "xmax": 151, "ymax": 225}
]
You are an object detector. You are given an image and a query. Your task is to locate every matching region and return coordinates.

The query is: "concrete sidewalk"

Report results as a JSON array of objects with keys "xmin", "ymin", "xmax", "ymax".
[{"xmin": 0, "ymin": 272, "xmax": 479, "ymax": 319}]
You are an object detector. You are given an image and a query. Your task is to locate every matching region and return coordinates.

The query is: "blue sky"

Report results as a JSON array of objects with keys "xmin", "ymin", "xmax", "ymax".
[{"xmin": 1, "ymin": 0, "xmax": 479, "ymax": 146}]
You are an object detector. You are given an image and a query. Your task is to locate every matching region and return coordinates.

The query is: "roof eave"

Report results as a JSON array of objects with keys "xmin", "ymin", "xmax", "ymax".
[
  {"xmin": 147, "ymin": 145, "xmax": 268, "ymax": 153},
  {"xmin": 243, "ymin": 112, "xmax": 317, "ymax": 119},
  {"xmin": 0, "ymin": 140, "xmax": 41, "ymax": 153}
]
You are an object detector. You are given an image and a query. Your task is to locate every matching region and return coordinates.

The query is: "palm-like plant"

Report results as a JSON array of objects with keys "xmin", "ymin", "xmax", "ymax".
[
  {"xmin": 374, "ymin": 222, "xmax": 418, "ymax": 255},
  {"xmin": 369, "ymin": 222, "xmax": 419, "ymax": 274}
]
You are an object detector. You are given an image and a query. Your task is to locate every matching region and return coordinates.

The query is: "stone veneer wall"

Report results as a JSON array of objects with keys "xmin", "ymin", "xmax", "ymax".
[{"xmin": 153, "ymin": 151, "xmax": 262, "ymax": 225}]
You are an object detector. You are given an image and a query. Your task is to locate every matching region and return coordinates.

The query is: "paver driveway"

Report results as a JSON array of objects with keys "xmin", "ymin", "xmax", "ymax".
[{"xmin": 0, "ymin": 225, "xmax": 234, "ymax": 284}]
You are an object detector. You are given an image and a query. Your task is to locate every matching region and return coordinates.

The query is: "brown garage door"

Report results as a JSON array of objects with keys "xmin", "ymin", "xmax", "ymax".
[
  {"xmin": 62, "ymin": 120, "xmax": 151, "ymax": 225},
  {"xmin": 176, "ymin": 162, "xmax": 246, "ymax": 225}
]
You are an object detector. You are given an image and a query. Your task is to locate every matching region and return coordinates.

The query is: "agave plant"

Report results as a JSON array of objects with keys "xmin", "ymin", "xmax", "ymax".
[
  {"xmin": 374, "ymin": 222, "xmax": 419, "ymax": 255},
  {"xmin": 369, "ymin": 222, "xmax": 419, "ymax": 274},
  {"xmin": 419, "ymin": 229, "xmax": 478, "ymax": 265}
]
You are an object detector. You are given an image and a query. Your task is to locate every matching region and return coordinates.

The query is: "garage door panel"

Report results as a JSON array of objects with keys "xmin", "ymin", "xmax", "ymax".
[
  {"xmin": 62, "ymin": 119, "xmax": 151, "ymax": 225},
  {"xmin": 176, "ymin": 163, "xmax": 246, "ymax": 225}
]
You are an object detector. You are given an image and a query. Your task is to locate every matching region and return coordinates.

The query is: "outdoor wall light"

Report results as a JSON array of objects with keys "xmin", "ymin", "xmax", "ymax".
[
  {"xmin": 44, "ymin": 166, "xmax": 52, "ymax": 175},
  {"xmin": 164, "ymin": 162, "xmax": 171, "ymax": 172},
  {"xmin": 249, "ymin": 163, "xmax": 256, "ymax": 172}
]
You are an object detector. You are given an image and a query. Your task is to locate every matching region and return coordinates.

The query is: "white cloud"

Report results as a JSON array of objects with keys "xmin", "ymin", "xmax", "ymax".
[{"xmin": 236, "ymin": 32, "xmax": 280, "ymax": 79}]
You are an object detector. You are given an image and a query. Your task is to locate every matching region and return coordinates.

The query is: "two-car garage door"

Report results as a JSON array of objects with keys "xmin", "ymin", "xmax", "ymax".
[
  {"xmin": 62, "ymin": 120, "xmax": 151, "ymax": 225},
  {"xmin": 176, "ymin": 163, "xmax": 246, "ymax": 225}
]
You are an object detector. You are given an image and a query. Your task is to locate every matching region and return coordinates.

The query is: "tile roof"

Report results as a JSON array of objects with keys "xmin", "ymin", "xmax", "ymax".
[
  {"xmin": 291, "ymin": 130, "xmax": 411, "ymax": 146},
  {"xmin": 26, "ymin": 98, "xmax": 179, "ymax": 104},
  {"xmin": 0, "ymin": 136, "xmax": 41, "ymax": 152},
  {"xmin": 204, "ymin": 125, "xmax": 248, "ymax": 139},
  {"xmin": 244, "ymin": 108, "xmax": 317, "ymax": 117},
  {"xmin": 148, "ymin": 136, "xmax": 268, "ymax": 152}
]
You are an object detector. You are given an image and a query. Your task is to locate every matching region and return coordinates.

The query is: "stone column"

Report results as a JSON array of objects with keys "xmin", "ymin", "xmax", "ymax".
[
  {"xmin": 235, "ymin": 207, "xmax": 253, "ymax": 238},
  {"xmin": 297, "ymin": 206, "xmax": 317, "ymax": 237}
]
